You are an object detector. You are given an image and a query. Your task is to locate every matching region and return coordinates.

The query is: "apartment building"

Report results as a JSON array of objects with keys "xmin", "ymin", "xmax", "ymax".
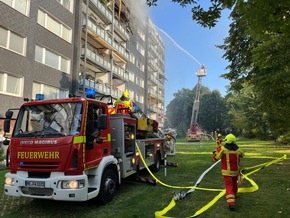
[{"xmin": 0, "ymin": 0, "xmax": 165, "ymax": 131}]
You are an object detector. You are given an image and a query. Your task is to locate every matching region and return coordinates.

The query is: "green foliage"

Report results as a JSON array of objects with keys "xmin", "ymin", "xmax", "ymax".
[
  {"xmin": 146, "ymin": 0, "xmax": 236, "ymax": 28},
  {"xmin": 148, "ymin": 0, "xmax": 290, "ymax": 143},
  {"xmin": 166, "ymin": 86, "xmax": 226, "ymax": 136},
  {"xmin": 0, "ymin": 147, "xmax": 4, "ymax": 162},
  {"xmin": 219, "ymin": 1, "xmax": 290, "ymax": 142},
  {"xmin": 198, "ymin": 90, "xmax": 227, "ymax": 133}
]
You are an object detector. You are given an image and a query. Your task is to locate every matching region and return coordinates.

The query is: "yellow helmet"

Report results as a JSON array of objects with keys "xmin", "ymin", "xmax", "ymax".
[
  {"xmin": 224, "ymin": 134, "xmax": 236, "ymax": 143},
  {"xmin": 218, "ymin": 133, "xmax": 222, "ymax": 137},
  {"xmin": 122, "ymin": 90, "xmax": 129, "ymax": 98}
]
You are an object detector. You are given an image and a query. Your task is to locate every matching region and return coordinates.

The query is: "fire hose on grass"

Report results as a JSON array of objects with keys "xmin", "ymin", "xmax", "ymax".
[{"xmin": 135, "ymin": 143, "xmax": 287, "ymax": 217}]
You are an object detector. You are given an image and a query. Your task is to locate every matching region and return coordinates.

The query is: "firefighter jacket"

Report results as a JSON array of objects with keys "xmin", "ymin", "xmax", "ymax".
[
  {"xmin": 216, "ymin": 137, "xmax": 222, "ymax": 147},
  {"xmin": 114, "ymin": 96, "xmax": 133, "ymax": 114},
  {"xmin": 213, "ymin": 143, "xmax": 244, "ymax": 177}
]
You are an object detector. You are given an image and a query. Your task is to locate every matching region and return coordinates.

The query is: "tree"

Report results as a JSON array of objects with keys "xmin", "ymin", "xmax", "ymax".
[
  {"xmin": 148, "ymin": 0, "xmax": 290, "ymax": 142},
  {"xmin": 219, "ymin": 1, "xmax": 290, "ymax": 142},
  {"xmin": 165, "ymin": 86, "xmax": 227, "ymax": 137},
  {"xmin": 225, "ymin": 85, "xmax": 272, "ymax": 139},
  {"xmin": 146, "ymin": 0, "xmax": 235, "ymax": 28},
  {"xmin": 198, "ymin": 90, "xmax": 227, "ymax": 134}
]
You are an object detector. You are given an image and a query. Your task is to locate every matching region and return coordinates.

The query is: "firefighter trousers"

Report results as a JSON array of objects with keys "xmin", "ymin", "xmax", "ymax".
[{"xmin": 223, "ymin": 175, "xmax": 238, "ymax": 206}]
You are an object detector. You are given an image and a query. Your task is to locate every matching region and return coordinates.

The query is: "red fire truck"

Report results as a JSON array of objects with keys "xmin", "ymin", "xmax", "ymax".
[{"xmin": 3, "ymin": 94, "xmax": 165, "ymax": 203}]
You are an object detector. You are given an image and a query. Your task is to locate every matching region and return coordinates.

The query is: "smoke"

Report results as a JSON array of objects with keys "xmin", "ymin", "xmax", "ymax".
[
  {"xmin": 123, "ymin": 0, "xmax": 202, "ymax": 67},
  {"xmin": 125, "ymin": 0, "xmax": 148, "ymax": 20}
]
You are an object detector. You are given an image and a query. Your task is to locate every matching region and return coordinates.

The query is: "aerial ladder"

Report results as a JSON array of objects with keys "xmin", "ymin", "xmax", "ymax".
[{"xmin": 186, "ymin": 64, "xmax": 207, "ymax": 142}]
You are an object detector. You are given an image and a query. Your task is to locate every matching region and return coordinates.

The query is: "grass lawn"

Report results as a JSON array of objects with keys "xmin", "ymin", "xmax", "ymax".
[{"xmin": 0, "ymin": 138, "xmax": 289, "ymax": 218}]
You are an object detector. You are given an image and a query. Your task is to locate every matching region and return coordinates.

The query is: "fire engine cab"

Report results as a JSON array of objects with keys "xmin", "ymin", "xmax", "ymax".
[{"xmin": 3, "ymin": 93, "xmax": 165, "ymax": 203}]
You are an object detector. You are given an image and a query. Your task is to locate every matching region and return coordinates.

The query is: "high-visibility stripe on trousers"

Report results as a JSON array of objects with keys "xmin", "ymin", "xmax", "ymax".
[{"xmin": 224, "ymin": 175, "xmax": 238, "ymax": 206}]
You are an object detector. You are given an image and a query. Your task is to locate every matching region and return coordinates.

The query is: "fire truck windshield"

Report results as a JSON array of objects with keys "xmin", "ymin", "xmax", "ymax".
[{"xmin": 13, "ymin": 102, "xmax": 83, "ymax": 138}]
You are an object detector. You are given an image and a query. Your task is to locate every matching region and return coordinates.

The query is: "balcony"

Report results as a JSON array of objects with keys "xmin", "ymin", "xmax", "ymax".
[
  {"xmin": 112, "ymin": 64, "xmax": 126, "ymax": 79},
  {"xmin": 81, "ymin": 47, "xmax": 111, "ymax": 72},
  {"xmin": 114, "ymin": 22, "xmax": 130, "ymax": 41},
  {"xmin": 89, "ymin": 0, "xmax": 113, "ymax": 25},
  {"xmin": 148, "ymin": 58, "xmax": 158, "ymax": 72},
  {"xmin": 148, "ymin": 74, "xmax": 158, "ymax": 86}
]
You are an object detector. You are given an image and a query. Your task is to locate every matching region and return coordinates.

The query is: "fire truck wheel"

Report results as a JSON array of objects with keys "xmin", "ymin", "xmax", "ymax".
[
  {"xmin": 99, "ymin": 169, "xmax": 117, "ymax": 204},
  {"xmin": 151, "ymin": 153, "xmax": 161, "ymax": 172}
]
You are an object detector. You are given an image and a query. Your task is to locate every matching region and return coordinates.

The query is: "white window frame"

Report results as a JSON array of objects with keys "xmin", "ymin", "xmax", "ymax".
[
  {"xmin": 136, "ymin": 60, "xmax": 144, "ymax": 72},
  {"xmin": 137, "ymin": 28, "xmax": 145, "ymax": 41},
  {"xmin": 1, "ymin": 0, "xmax": 30, "ymax": 16},
  {"xmin": 0, "ymin": 27, "xmax": 27, "ymax": 56},
  {"xmin": 135, "ymin": 93, "xmax": 144, "ymax": 104},
  {"xmin": 37, "ymin": 9, "xmax": 72, "ymax": 43},
  {"xmin": 56, "ymin": 0, "xmax": 74, "ymax": 13},
  {"xmin": 0, "ymin": 71, "xmax": 23, "ymax": 97},
  {"xmin": 129, "ymin": 53, "xmax": 135, "ymax": 64},
  {"xmin": 128, "ymin": 71, "xmax": 134, "ymax": 82},
  {"xmin": 35, "ymin": 45, "xmax": 71, "ymax": 74},
  {"xmin": 136, "ymin": 43, "xmax": 145, "ymax": 56},
  {"xmin": 136, "ymin": 76, "xmax": 144, "ymax": 88},
  {"xmin": 32, "ymin": 82, "xmax": 68, "ymax": 100}
]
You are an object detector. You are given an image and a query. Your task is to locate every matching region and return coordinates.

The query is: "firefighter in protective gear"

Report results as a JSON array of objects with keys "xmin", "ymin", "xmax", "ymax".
[
  {"xmin": 213, "ymin": 134, "xmax": 244, "ymax": 211},
  {"xmin": 114, "ymin": 90, "xmax": 133, "ymax": 114},
  {"xmin": 216, "ymin": 133, "xmax": 223, "ymax": 147}
]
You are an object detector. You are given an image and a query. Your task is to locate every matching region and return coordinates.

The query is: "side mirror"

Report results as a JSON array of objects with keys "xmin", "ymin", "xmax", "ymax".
[
  {"xmin": 5, "ymin": 110, "xmax": 13, "ymax": 119},
  {"xmin": 4, "ymin": 119, "xmax": 11, "ymax": 133},
  {"xmin": 4, "ymin": 110, "xmax": 13, "ymax": 133},
  {"xmin": 97, "ymin": 114, "xmax": 107, "ymax": 130}
]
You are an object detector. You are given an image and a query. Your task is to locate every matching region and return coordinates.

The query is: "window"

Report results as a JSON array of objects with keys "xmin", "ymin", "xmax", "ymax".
[
  {"xmin": 137, "ymin": 28, "xmax": 145, "ymax": 41},
  {"xmin": 135, "ymin": 93, "xmax": 144, "ymax": 103},
  {"xmin": 136, "ymin": 77, "xmax": 144, "ymax": 88},
  {"xmin": 136, "ymin": 60, "xmax": 144, "ymax": 72},
  {"xmin": 37, "ymin": 9, "xmax": 72, "ymax": 43},
  {"xmin": 129, "ymin": 53, "xmax": 135, "ymax": 64},
  {"xmin": 128, "ymin": 71, "xmax": 134, "ymax": 82},
  {"xmin": 0, "ymin": 27, "xmax": 26, "ymax": 55},
  {"xmin": 57, "ymin": 0, "xmax": 74, "ymax": 13},
  {"xmin": 33, "ymin": 82, "xmax": 68, "ymax": 99},
  {"xmin": 0, "ymin": 72, "xmax": 23, "ymax": 96},
  {"xmin": 35, "ymin": 45, "xmax": 71, "ymax": 73},
  {"xmin": 136, "ymin": 43, "xmax": 145, "ymax": 56},
  {"xmin": 1, "ymin": 0, "xmax": 30, "ymax": 16}
]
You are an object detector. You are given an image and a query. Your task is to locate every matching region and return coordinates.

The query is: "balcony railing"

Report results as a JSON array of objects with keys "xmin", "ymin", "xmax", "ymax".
[
  {"xmin": 81, "ymin": 47, "xmax": 111, "ymax": 71},
  {"xmin": 90, "ymin": 0, "xmax": 113, "ymax": 23}
]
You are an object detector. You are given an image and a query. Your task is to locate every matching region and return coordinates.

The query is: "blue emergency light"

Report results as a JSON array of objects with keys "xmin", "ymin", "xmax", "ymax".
[
  {"xmin": 86, "ymin": 89, "xmax": 96, "ymax": 99},
  {"xmin": 35, "ymin": 94, "xmax": 44, "ymax": 100}
]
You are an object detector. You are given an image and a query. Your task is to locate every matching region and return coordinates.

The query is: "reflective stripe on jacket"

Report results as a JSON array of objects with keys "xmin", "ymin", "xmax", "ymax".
[{"xmin": 213, "ymin": 143, "xmax": 244, "ymax": 177}]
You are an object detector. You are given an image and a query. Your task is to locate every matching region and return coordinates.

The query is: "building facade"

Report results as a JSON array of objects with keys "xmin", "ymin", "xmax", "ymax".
[{"xmin": 0, "ymin": 0, "xmax": 165, "ymax": 133}]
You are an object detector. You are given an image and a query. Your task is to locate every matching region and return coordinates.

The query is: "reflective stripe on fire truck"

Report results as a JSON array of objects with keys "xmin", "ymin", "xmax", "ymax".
[{"xmin": 73, "ymin": 136, "xmax": 85, "ymax": 144}]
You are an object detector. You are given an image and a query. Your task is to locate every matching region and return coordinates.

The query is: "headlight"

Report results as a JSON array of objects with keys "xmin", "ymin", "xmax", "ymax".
[
  {"xmin": 5, "ymin": 177, "xmax": 14, "ymax": 186},
  {"xmin": 61, "ymin": 180, "xmax": 85, "ymax": 189}
]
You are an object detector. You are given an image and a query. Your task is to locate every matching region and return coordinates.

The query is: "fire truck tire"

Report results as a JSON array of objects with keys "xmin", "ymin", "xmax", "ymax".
[
  {"xmin": 98, "ymin": 168, "xmax": 118, "ymax": 204},
  {"xmin": 151, "ymin": 152, "xmax": 161, "ymax": 172}
]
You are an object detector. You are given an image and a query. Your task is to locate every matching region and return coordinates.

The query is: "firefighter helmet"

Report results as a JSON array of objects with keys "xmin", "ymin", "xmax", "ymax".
[
  {"xmin": 224, "ymin": 134, "xmax": 236, "ymax": 143},
  {"xmin": 122, "ymin": 90, "xmax": 129, "ymax": 98},
  {"xmin": 218, "ymin": 133, "xmax": 222, "ymax": 137}
]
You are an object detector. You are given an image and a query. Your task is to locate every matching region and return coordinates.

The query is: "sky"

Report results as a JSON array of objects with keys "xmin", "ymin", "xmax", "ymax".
[{"xmin": 140, "ymin": 1, "xmax": 232, "ymax": 107}]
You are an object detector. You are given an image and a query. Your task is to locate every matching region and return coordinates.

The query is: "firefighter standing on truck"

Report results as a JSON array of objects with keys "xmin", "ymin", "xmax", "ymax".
[
  {"xmin": 114, "ymin": 90, "xmax": 133, "ymax": 114},
  {"xmin": 213, "ymin": 134, "xmax": 244, "ymax": 211}
]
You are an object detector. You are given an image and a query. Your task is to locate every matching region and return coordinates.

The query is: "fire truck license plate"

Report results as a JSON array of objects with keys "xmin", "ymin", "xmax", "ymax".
[{"xmin": 25, "ymin": 181, "xmax": 45, "ymax": 188}]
